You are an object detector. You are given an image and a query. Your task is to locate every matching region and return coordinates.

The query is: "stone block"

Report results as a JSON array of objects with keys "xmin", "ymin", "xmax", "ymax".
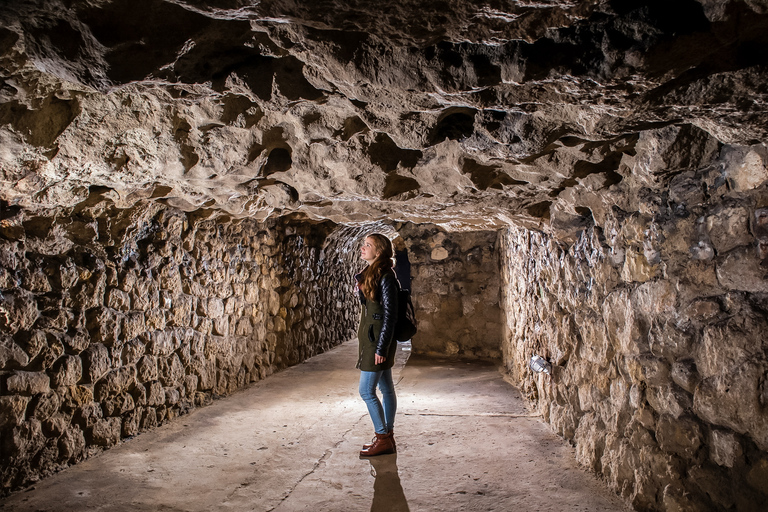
[
  {"xmin": 627, "ymin": 355, "xmax": 671, "ymax": 386},
  {"xmin": 159, "ymin": 265, "xmax": 181, "ymax": 290},
  {"xmin": 621, "ymin": 248, "xmax": 657, "ymax": 283},
  {"xmin": 697, "ymin": 319, "xmax": 763, "ymax": 379},
  {"xmin": 706, "ymin": 207, "xmax": 752, "ymax": 254},
  {"xmin": 30, "ymin": 390, "xmax": 61, "ymax": 421},
  {"xmin": 146, "ymin": 381, "xmax": 165, "ymax": 406},
  {"xmin": 695, "ymin": 360, "xmax": 768, "ymax": 450},
  {"xmin": 130, "ymin": 380, "xmax": 147, "ymax": 407},
  {"xmin": 159, "ymin": 354, "xmax": 185, "ymax": 387},
  {"xmin": 51, "ymin": 356, "xmax": 83, "ymax": 387},
  {"xmin": 148, "ymin": 330, "xmax": 176, "ymax": 357},
  {"xmin": 235, "ymin": 317, "xmax": 253, "ymax": 336},
  {"xmin": 646, "ymin": 385, "xmax": 691, "ymax": 419},
  {"xmin": 74, "ymin": 401, "xmax": 103, "ymax": 429},
  {"xmin": 648, "ymin": 320, "xmax": 693, "ymax": 360},
  {"xmin": 58, "ymin": 426, "xmax": 86, "ymax": 462},
  {"xmin": 671, "ymin": 359, "xmax": 699, "ymax": 394},
  {"xmin": 94, "ymin": 366, "xmax": 136, "ymax": 401},
  {"xmin": 207, "ymin": 297, "xmax": 225, "ymax": 318},
  {"xmin": 42, "ymin": 412, "xmax": 68, "ymax": 437},
  {"xmin": 82, "ymin": 343, "xmax": 111, "ymax": 383},
  {"xmin": 137, "ymin": 355, "xmax": 159, "ymax": 383},
  {"xmin": 603, "ymin": 290, "xmax": 647, "ymax": 356},
  {"xmin": 121, "ymin": 338, "xmax": 145, "ymax": 366},
  {"xmin": 709, "ymin": 429, "xmax": 743, "ymax": 468},
  {"xmin": 212, "ymin": 316, "xmax": 229, "ymax": 336},
  {"xmin": 141, "ymin": 407, "xmax": 158, "ymax": 431},
  {"xmin": 164, "ymin": 387, "xmax": 180, "ymax": 405},
  {"xmin": 168, "ymin": 294, "xmax": 193, "ymax": 327},
  {"xmin": 724, "ymin": 148, "xmax": 768, "ymax": 191},
  {"xmin": 0, "ymin": 290, "xmax": 39, "ymax": 334},
  {"xmin": 0, "ymin": 395, "xmax": 30, "ymax": 429},
  {"xmin": 63, "ymin": 329, "xmax": 90, "ymax": 353},
  {"xmin": 86, "ymin": 307, "xmax": 121, "ymax": 346},
  {"xmin": 60, "ymin": 385, "xmax": 93, "ymax": 411},
  {"xmin": 102, "ymin": 392, "xmax": 135, "ymax": 417},
  {"xmin": 145, "ymin": 309, "xmax": 166, "ymax": 330},
  {"xmin": 107, "ymin": 288, "xmax": 131, "ymax": 311},
  {"xmin": 122, "ymin": 408, "xmax": 141, "ymax": 438},
  {"xmin": 90, "ymin": 417, "xmax": 121, "ymax": 447},
  {"xmin": 58, "ymin": 261, "xmax": 79, "ymax": 289},
  {"xmin": 716, "ymin": 246, "xmax": 768, "ymax": 293},
  {"xmin": 7, "ymin": 371, "xmax": 51, "ymax": 395},
  {"xmin": 0, "ymin": 335, "xmax": 30, "ymax": 369},
  {"xmin": 120, "ymin": 312, "xmax": 145, "ymax": 341},
  {"xmin": 656, "ymin": 415, "xmax": 702, "ymax": 459},
  {"xmin": 5, "ymin": 419, "xmax": 45, "ymax": 463},
  {"xmin": 632, "ymin": 281, "xmax": 677, "ymax": 319},
  {"xmin": 244, "ymin": 282, "xmax": 260, "ymax": 303},
  {"xmin": 21, "ymin": 268, "xmax": 51, "ymax": 293}
]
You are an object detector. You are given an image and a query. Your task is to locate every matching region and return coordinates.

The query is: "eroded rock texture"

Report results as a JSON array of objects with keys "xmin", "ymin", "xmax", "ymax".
[
  {"xmin": 2, "ymin": 0, "xmax": 768, "ymax": 510},
  {"xmin": 2, "ymin": 0, "xmax": 768, "ymax": 228}
]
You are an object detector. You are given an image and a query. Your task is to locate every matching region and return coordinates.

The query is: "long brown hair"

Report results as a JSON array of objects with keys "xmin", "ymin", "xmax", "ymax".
[{"xmin": 360, "ymin": 233, "xmax": 394, "ymax": 301}]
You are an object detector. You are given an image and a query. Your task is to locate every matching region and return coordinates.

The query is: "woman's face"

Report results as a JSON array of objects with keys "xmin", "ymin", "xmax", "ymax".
[{"xmin": 361, "ymin": 237, "xmax": 381, "ymax": 263}]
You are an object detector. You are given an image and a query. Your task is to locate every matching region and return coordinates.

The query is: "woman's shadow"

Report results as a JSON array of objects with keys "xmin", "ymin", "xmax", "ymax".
[{"xmin": 368, "ymin": 453, "xmax": 410, "ymax": 512}]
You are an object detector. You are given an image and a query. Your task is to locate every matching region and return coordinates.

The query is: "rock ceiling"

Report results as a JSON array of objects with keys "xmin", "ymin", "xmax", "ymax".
[{"xmin": 2, "ymin": 0, "xmax": 768, "ymax": 232}]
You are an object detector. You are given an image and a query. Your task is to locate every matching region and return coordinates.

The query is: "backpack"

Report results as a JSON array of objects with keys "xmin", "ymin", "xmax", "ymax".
[{"xmin": 394, "ymin": 283, "xmax": 417, "ymax": 342}]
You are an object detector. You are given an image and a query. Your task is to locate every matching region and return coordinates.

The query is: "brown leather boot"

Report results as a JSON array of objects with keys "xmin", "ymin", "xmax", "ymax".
[
  {"xmin": 360, "ymin": 432, "xmax": 395, "ymax": 457},
  {"xmin": 363, "ymin": 430, "xmax": 395, "ymax": 450}
]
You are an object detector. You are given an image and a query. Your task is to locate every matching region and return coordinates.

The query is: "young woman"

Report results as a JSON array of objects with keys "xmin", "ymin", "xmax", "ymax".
[{"xmin": 355, "ymin": 233, "xmax": 399, "ymax": 457}]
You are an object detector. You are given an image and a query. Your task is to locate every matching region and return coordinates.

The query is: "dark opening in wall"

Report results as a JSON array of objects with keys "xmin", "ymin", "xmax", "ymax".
[
  {"xmin": 428, "ymin": 108, "xmax": 477, "ymax": 146},
  {"xmin": 263, "ymin": 147, "xmax": 292, "ymax": 176}
]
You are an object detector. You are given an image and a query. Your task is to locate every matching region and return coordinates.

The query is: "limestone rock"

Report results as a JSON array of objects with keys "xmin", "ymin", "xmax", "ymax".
[
  {"xmin": 694, "ymin": 360, "xmax": 768, "ymax": 451},
  {"xmin": 81, "ymin": 343, "xmax": 111, "ymax": 384},
  {"xmin": 6, "ymin": 371, "xmax": 51, "ymax": 396},
  {"xmin": 51, "ymin": 355, "xmax": 83, "ymax": 388},
  {"xmin": 0, "ymin": 396, "xmax": 30, "ymax": 429}
]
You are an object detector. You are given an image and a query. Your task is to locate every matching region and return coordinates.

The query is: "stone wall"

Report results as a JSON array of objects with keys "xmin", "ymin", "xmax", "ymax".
[
  {"xmin": 399, "ymin": 224, "xmax": 502, "ymax": 359},
  {"xmin": 499, "ymin": 143, "xmax": 768, "ymax": 510},
  {"xmin": 0, "ymin": 200, "xmax": 359, "ymax": 494}
]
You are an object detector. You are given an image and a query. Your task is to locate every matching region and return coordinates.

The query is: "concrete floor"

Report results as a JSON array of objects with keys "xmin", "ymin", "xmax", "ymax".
[{"xmin": 0, "ymin": 341, "xmax": 631, "ymax": 512}]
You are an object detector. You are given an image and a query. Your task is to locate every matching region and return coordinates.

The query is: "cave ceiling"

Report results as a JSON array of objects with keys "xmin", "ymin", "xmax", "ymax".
[{"xmin": 2, "ymin": 0, "xmax": 768, "ymax": 233}]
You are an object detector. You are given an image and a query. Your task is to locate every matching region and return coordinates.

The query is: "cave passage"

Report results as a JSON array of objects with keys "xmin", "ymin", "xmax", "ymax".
[{"xmin": 3, "ymin": 1, "xmax": 768, "ymax": 510}]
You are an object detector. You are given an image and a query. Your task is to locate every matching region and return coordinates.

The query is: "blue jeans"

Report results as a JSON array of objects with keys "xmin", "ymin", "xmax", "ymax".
[{"xmin": 359, "ymin": 369, "xmax": 397, "ymax": 434}]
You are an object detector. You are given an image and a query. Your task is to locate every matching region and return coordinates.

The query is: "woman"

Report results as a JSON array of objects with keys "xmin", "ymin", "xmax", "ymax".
[{"xmin": 356, "ymin": 233, "xmax": 399, "ymax": 457}]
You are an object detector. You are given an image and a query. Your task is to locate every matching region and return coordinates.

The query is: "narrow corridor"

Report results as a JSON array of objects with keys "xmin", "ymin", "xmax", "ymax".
[{"xmin": 0, "ymin": 341, "xmax": 630, "ymax": 512}]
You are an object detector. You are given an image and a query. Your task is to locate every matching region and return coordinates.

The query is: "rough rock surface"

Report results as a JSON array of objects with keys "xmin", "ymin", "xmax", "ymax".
[
  {"xmin": 400, "ymin": 224, "xmax": 502, "ymax": 359},
  {"xmin": 0, "ymin": 203, "xmax": 361, "ymax": 492},
  {"xmin": 2, "ymin": 0, "xmax": 768, "ymax": 228},
  {"xmin": 499, "ymin": 130, "xmax": 768, "ymax": 510},
  {"xmin": 3, "ymin": 1, "xmax": 768, "ymax": 510}
]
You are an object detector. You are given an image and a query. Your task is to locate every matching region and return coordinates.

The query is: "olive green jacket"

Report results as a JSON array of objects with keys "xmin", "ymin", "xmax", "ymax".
[{"xmin": 356, "ymin": 271, "xmax": 399, "ymax": 371}]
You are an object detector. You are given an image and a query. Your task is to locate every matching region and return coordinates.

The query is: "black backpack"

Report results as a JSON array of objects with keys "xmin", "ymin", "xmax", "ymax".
[{"xmin": 394, "ymin": 282, "xmax": 417, "ymax": 342}]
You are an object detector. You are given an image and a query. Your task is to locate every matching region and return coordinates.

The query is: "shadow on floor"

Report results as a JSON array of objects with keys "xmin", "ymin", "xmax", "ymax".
[{"xmin": 368, "ymin": 453, "xmax": 410, "ymax": 512}]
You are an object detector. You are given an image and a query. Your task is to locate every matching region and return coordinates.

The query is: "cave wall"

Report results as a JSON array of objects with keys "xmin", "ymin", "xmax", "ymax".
[
  {"xmin": 0, "ymin": 201, "xmax": 360, "ymax": 494},
  {"xmin": 400, "ymin": 224, "xmax": 502, "ymax": 359},
  {"xmin": 500, "ymin": 139, "xmax": 768, "ymax": 511}
]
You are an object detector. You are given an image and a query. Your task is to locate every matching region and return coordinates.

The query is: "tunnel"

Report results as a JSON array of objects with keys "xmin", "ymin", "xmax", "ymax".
[{"xmin": 2, "ymin": 1, "xmax": 768, "ymax": 511}]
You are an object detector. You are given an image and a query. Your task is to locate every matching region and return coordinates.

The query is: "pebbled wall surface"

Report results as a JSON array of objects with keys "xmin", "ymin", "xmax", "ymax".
[
  {"xmin": 0, "ymin": 201, "xmax": 361, "ymax": 494},
  {"xmin": 500, "ymin": 141, "xmax": 768, "ymax": 511}
]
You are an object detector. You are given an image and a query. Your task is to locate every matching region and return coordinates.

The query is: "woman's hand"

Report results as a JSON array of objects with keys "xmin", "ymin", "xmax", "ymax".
[{"xmin": 375, "ymin": 354, "xmax": 386, "ymax": 365}]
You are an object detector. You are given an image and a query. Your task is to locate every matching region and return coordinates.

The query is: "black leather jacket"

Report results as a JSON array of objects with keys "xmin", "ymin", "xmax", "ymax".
[{"xmin": 356, "ymin": 270, "xmax": 399, "ymax": 370}]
